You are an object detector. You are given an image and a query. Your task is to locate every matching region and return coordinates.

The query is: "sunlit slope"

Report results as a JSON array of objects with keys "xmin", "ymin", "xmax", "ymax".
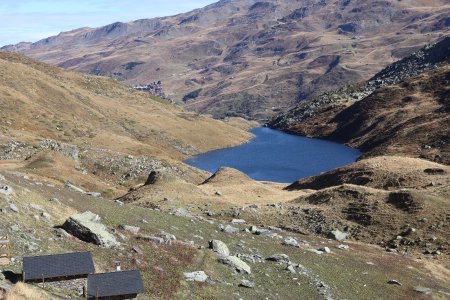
[{"xmin": 0, "ymin": 51, "xmax": 252, "ymax": 161}]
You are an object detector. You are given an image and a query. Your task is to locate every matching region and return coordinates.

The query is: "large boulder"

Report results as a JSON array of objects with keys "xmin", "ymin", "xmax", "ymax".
[
  {"xmin": 0, "ymin": 186, "xmax": 14, "ymax": 196},
  {"xmin": 218, "ymin": 256, "xmax": 251, "ymax": 274},
  {"xmin": 209, "ymin": 240, "xmax": 230, "ymax": 257},
  {"xmin": 222, "ymin": 225, "xmax": 239, "ymax": 234},
  {"xmin": 62, "ymin": 211, "xmax": 119, "ymax": 248},
  {"xmin": 184, "ymin": 271, "xmax": 208, "ymax": 282},
  {"xmin": 328, "ymin": 229, "xmax": 348, "ymax": 241}
]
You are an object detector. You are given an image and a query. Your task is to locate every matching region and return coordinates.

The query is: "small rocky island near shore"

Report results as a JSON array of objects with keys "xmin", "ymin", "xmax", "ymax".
[{"xmin": 1, "ymin": 1, "xmax": 449, "ymax": 299}]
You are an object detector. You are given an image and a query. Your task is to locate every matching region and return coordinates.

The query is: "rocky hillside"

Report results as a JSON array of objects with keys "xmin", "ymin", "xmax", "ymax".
[
  {"xmin": 2, "ymin": 168, "xmax": 449, "ymax": 299},
  {"xmin": 0, "ymin": 51, "xmax": 254, "ymax": 194},
  {"xmin": 269, "ymin": 37, "xmax": 450, "ymax": 164},
  {"xmin": 3, "ymin": 0, "xmax": 450, "ymax": 119}
]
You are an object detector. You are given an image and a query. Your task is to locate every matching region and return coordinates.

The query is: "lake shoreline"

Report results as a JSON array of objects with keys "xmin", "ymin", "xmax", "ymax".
[{"xmin": 185, "ymin": 127, "xmax": 361, "ymax": 183}]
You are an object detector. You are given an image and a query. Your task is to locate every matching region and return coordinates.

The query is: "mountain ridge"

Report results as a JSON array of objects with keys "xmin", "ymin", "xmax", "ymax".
[{"xmin": 3, "ymin": 0, "xmax": 450, "ymax": 119}]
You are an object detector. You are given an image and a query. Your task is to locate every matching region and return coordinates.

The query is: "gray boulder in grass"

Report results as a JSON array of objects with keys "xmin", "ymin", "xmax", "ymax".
[
  {"xmin": 62, "ymin": 211, "xmax": 119, "ymax": 248},
  {"xmin": 328, "ymin": 229, "xmax": 348, "ymax": 241},
  {"xmin": 184, "ymin": 271, "xmax": 208, "ymax": 282},
  {"xmin": 209, "ymin": 240, "xmax": 230, "ymax": 257},
  {"xmin": 218, "ymin": 256, "xmax": 251, "ymax": 274}
]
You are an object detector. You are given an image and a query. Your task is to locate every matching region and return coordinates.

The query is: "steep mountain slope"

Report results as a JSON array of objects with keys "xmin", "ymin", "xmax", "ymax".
[
  {"xmin": 321, "ymin": 65, "xmax": 449, "ymax": 162},
  {"xmin": 269, "ymin": 37, "xmax": 450, "ymax": 164},
  {"xmin": 3, "ymin": 0, "xmax": 450, "ymax": 119},
  {"xmin": 0, "ymin": 51, "xmax": 253, "ymax": 192},
  {"xmin": 0, "ymin": 51, "xmax": 252, "ymax": 156}
]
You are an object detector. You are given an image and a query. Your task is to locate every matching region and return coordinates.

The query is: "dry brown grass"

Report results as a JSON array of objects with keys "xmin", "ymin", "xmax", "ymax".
[
  {"xmin": 0, "ymin": 51, "xmax": 255, "ymax": 193},
  {"xmin": 5, "ymin": 283, "xmax": 49, "ymax": 300},
  {"xmin": 120, "ymin": 167, "xmax": 306, "ymax": 211},
  {"xmin": 287, "ymin": 156, "xmax": 450, "ymax": 194},
  {"xmin": 0, "ymin": 52, "xmax": 253, "ymax": 162}
]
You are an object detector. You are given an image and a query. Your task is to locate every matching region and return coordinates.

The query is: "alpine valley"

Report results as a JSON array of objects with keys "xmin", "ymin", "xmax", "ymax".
[{"xmin": 0, "ymin": 1, "xmax": 449, "ymax": 299}]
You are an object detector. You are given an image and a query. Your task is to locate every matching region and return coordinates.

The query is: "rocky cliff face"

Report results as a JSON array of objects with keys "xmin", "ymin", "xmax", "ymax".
[
  {"xmin": 3, "ymin": 0, "xmax": 449, "ymax": 119},
  {"xmin": 268, "ymin": 37, "xmax": 450, "ymax": 164}
]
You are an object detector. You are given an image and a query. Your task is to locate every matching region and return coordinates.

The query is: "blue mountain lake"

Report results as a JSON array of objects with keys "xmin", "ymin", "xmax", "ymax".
[{"xmin": 185, "ymin": 127, "xmax": 361, "ymax": 183}]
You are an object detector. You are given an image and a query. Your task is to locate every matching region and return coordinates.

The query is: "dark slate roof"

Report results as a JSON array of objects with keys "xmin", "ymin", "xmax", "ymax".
[
  {"xmin": 87, "ymin": 270, "xmax": 144, "ymax": 297},
  {"xmin": 23, "ymin": 252, "xmax": 95, "ymax": 281}
]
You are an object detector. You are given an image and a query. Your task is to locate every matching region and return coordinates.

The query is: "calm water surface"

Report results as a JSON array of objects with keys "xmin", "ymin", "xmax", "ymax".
[{"xmin": 185, "ymin": 127, "xmax": 361, "ymax": 183}]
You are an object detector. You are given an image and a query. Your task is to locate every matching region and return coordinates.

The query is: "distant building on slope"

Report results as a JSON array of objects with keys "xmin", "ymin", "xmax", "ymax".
[{"xmin": 132, "ymin": 81, "xmax": 170, "ymax": 100}]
